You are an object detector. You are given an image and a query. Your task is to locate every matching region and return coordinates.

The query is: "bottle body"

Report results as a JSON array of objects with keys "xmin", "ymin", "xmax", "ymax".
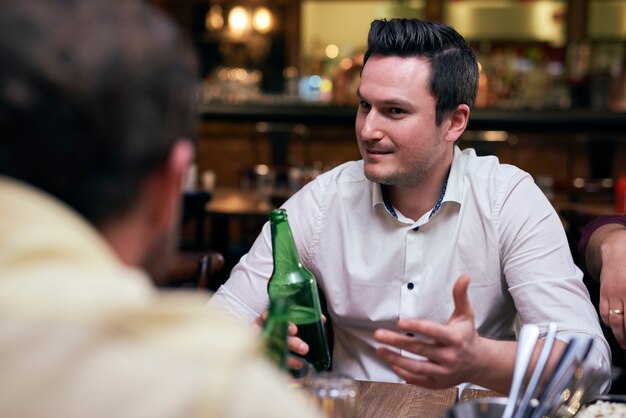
[{"xmin": 268, "ymin": 209, "xmax": 331, "ymax": 371}]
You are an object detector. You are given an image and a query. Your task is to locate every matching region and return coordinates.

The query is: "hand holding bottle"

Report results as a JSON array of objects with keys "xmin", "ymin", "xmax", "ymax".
[
  {"xmin": 266, "ymin": 208, "xmax": 331, "ymax": 371},
  {"xmin": 256, "ymin": 310, "xmax": 327, "ymax": 361}
]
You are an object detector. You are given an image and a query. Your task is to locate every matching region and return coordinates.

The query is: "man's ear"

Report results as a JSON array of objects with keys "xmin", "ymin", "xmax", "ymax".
[
  {"xmin": 444, "ymin": 104, "xmax": 470, "ymax": 143},
  {"xmin": 146, "ymin": 139, "xmax": 195, "ymax": 230}
]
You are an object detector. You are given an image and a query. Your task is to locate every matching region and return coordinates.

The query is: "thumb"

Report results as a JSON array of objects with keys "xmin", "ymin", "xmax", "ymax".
[{"xmin": 450, "ymin": 274, "xmax": 473, "ymax": 321}]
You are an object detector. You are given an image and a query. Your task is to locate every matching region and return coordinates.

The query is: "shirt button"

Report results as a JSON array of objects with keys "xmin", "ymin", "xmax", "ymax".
[
  {"xmin": 413, "ymin": 226, "xmax": 420, "ymax": 231},
  {"xmin": 407, "ymin": 282, "xmax": 414, "ymax": 290}
]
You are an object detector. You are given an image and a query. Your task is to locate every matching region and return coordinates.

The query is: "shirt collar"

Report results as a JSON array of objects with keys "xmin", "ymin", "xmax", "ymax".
[
  {"xmin": 444, "ymin": 145, "xmax": 465, "ymax": 205},
  {"xmin": 370, "ymin": 145, "xmax": 465, "ymax": 218}
]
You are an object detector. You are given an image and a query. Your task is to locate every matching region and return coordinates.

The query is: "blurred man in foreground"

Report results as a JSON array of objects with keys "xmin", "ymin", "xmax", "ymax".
[{"xmin": 0, "ymin": 1, "xmax": 323, "ymax": 417}]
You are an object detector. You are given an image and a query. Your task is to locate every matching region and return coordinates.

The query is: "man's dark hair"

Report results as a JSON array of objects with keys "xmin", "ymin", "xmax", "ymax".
[
  {"xmin": 0, "ymin": 0, "xmax": 198, "ymax": 226},
  {"xmin": 364, "ymin": 18, "xmax": 478, "ymax": 124}
]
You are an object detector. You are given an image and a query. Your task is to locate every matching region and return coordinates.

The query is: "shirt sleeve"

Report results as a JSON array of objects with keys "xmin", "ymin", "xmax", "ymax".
[
  {"xmin": 495, "ymin": 172, "xmax": 611, "ymax": 377},
  {"xmin": 208, "ymin": 180, "xmax": 324, "ymax": 325},
  {"xmin": 578, "ymin": 214, "xmax": 626, "ymax": 261}
]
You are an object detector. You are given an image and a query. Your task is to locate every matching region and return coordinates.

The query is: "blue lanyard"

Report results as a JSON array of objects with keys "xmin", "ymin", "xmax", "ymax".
[
  {"xmin": 381, "ymin": 175, "xmax": 449, "ymax": 220},
  {"xmin": 429, "ymin": 177, "xmax": 448, "ymax": 219}
]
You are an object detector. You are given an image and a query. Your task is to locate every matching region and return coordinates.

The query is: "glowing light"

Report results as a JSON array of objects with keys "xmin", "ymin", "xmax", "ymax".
[
  {"xmin": 339, "ymin": 57, "xmax": 353, "ymax": 70},
  {"xmin": 252, "ymin": 7, "xmax": 273, "ymax": 33},
  {"xmin": 320, "ymin": 78, "xmax": 333, "ymax": 93},
  {"xmin": 255, "ymin": 164, "xmax": 270, "ymax": 175},
  {"xmin": 325, "ymin": 44, "xmax": 339, "ymax": 59},
  {"xmin": 308, "ymin": 75, "xmax": 322, "ymax": 89},
  {"xmin": 205, "ymin": 5, "xmax": 224, "ymax": 31},
  {"xmin": 228, "ymin": 6, "xmax": 249, "ymax": 33},
  {"xmin": 283, "ymin": 66, "xmax": 298, "ymax": 78}
]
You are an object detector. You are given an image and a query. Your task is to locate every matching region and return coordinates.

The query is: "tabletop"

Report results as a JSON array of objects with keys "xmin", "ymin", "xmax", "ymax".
[
  {"xmin": 205, "ymin": 187, "xmax": 273, "ymax": 217},
  {"xmin": 354, "ymin": 381, "xmax": 503, "ymax": 418},
  {"xmin": 357, "ymin": 381, "xmax": 451, "ymax": 418}
]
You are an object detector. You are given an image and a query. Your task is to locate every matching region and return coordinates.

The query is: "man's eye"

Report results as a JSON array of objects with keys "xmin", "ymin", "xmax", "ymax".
[
  {"xmin": 359, "ymin": 101, "xmax": 371, "ymax": 110},
  {"xmin": 390, "ymin": 107, "xmax": 405, "ymax": 115}
]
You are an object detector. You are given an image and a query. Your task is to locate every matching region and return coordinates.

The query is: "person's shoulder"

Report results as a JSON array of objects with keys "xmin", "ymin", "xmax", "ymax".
[
  {"xmin": 124, "ymin": 291, "xmax": 257, "ymax": 356},
  {"xmin": 293, "ymin": 160, "xmax": 368, "ymax": 205},
  {"xmin": 125, "ymin": 294, "xmax": 320, "ymax": 418},
  {"xmin": 108, "ymin": 293, "xmax": 270, "ymax": 414},
  {"xmin": 2, "ymin": 289, "xmax": 270, "ymax": 418},
  {"xmin": 315, "ymin": 160, "xmax": 366, "ymax": 185},
  {"xmin": 457, "ymin": 147, "xmax": 529, "ymax": 182}
]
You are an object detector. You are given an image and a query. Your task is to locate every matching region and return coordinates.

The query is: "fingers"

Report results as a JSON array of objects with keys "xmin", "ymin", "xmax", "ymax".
[
  {"xmin": 599, "ymin": 297, "xmax": 610, "ymax": 326},
  {"xmin": 599, "ymin": 294, "xmax": 626, "ymax": 348},
  {"xmin": 451, "ymin": 274, "xmax": 473, "ymax": 321},
  {"xmin": 374, "ymin": 328, "xmax": 429, "ymax": 351},
  {"xmin": 373, "ymin": 326, "xmax": 461, "ymax": 367},
  {"xmin": 375, "ymin": 347, "xmax": 450, "ymax": 389},
  {"xmin": 288, "ymin": 334, "xmax": 309, "ymax": 356},
  {"xmin": 287, "ymin": 354, "xmax": 308, "ymax": 371},
  {"xmin": 256, "ymin": 310, "xmax": 310, "ymax": 354},
  {"xmin": 254, "ymin": 311, "xmax": 269, "ymax": 328},
  {"xmin": 607, "ymin": 308, "xmax": 626, "ymax": 349}
]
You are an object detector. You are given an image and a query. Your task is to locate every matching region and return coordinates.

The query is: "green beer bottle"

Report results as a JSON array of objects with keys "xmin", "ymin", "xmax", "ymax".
[
  {"xmin": 267, "ymin": 208, "xmax": 331, "ymax": 371},
  {"xmin": 261, "ymin": 296, "xmax": 290, "ymax": 370}
]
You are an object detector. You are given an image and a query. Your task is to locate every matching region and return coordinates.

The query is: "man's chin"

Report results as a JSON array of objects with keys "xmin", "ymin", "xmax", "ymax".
[{"xmin": 364, "ymin": 167, "xmax": 390, "ymax": 185}]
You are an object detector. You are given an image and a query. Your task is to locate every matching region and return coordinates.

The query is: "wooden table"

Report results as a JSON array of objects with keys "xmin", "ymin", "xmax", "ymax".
[
  {"xmin": 204, "ymin": 187, "xmax": 271, "ymax": 257},
  {"xmin": 356, "ymin": 381, "xmax": 458, "ymax": 418},
  {"xmin": 205, "ymin": 187, "xmax": 273, "ymax": 217},
  {"xmin": 353, "ymin": 381, "xmax": 504, "ymax": 418}
]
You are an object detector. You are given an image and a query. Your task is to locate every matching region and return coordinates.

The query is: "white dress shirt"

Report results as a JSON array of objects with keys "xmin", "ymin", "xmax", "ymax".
[{"xmin": 210, "ymin": 146, "xmax": 610, "ymax": 383}]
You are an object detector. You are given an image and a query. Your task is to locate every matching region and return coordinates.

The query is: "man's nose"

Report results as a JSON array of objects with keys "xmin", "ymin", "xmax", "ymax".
[{"xmin": 359, "ymin": 110, "xmax": 383, "ymax": 141}]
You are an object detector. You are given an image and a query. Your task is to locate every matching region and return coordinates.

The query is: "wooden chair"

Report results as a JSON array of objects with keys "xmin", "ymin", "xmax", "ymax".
[{"xmin": 164, "ymin": 250, "xmax": 225, "ymax": 291}]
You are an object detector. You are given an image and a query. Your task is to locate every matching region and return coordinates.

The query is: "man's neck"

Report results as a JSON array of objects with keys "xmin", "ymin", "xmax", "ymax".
[
  {"xmin": 100, "ymin": 216, "xmax": 147, "ymax": 269},
  {"xmin": 387, "ymin": 154, "xmax": 453, "ymax": 221}
]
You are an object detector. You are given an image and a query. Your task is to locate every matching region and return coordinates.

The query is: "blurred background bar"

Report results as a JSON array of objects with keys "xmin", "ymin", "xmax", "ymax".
[
  {"xmin": 156, "ymin": 0, "xmax": 626, "ymax": 277},
  {"xmin": 150, "ymin": 0, "xmax": 625, "ymax": 187},
  {"xmin": 154, "ymin": 0, "xmax": 626, "ymax": 375}
]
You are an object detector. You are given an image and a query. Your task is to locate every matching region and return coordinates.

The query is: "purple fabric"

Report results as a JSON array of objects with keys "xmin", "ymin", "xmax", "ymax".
[{"xmin": 578, "ymin": 214, "xmax": 626, "ymax": 259}]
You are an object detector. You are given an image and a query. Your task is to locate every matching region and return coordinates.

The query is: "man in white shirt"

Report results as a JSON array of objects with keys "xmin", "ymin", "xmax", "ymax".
[
  {"xmin": 210, "ymin": 18, "xmax": 610, "ymax": 392},
  {"xmin": 0, "ymin": 1, "xmax": 324, "ymax": 417}
]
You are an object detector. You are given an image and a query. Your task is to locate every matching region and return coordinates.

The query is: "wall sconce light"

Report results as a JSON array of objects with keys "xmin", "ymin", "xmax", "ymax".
[
  {"xmin": 205, "ymin": 2, "xmax": 275, "ymax": 38},
  {"xmin": 228, "ymin": 6, "xmax": 250, "ymax": 34},
  {"xmin": 252, "ymin": 6, "xmax": 273, "ymax": 34},
  {"xmin": 205, "ymin": 5, "xmax": 224, "ymax": 31}
]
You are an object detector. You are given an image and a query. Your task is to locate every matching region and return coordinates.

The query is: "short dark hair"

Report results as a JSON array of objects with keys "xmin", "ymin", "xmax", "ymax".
[
  {"xmin": 364, "ymin": 18, "xmax": 478, "ymax": 124},
  {"xmin": 0, "ymin": 0, "xmax": 198, "ymax": 226}
]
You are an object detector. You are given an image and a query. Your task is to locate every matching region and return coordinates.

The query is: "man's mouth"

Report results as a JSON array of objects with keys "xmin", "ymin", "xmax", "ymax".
[{"xmin": 367, "ymin": 149, "xmax": 390, "ymax": 155}]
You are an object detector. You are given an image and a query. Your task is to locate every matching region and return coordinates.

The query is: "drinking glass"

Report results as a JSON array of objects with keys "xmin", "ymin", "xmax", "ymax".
[
  {"xmin": 309, "ymin": 372, "xmax": 358, "ymax": 418},
  {"xmin": 287, "ymin": 355, "xmax": 315, "ymax": 390}
]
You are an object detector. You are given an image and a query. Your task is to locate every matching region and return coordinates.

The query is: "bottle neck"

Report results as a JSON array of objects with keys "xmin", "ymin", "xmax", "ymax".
[
  {"xmin": 262, "ymin": 297, "xmax": 290, "ymax": 370},
  {"xmin": 271, "ymin": 217, "xmax": 303, "ymax": 274}
]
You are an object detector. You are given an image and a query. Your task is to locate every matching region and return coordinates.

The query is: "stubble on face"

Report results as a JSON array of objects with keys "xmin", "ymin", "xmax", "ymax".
[{"xmin": 362, "ymin": 129, "xmax": 444, "ymax": 188}]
